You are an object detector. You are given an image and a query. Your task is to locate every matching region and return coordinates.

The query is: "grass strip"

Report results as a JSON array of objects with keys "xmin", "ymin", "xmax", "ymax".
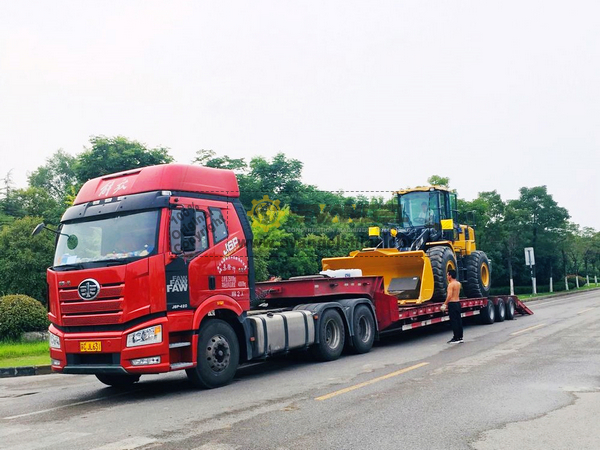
[{"xmin": 0, "ymin": 340, "xmax": 49, "ymax": 359}]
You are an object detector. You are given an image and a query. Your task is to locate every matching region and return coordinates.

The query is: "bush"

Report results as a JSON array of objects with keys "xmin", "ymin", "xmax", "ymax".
[{"xmin": 0, "ymin": 294, "xmax": 49, "ymax": 341}]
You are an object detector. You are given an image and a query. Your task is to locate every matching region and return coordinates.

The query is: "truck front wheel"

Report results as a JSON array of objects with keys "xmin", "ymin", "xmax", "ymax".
[
  {"xmin": 311, "ymin": 309, "xmax": 345, "ymax": 361},
  {"xmin": 95, "ymin": 373, "xmax": 140, "ymax": 387},
  {"xmin": 187, "ymin": 319, "xmax": 240, "ymax": 389}
]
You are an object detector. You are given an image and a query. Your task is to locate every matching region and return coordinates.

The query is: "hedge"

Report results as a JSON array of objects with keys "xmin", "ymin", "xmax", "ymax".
[{"xmin": 0, "ymin": 294, "xmax": 49, "ymax": 341}]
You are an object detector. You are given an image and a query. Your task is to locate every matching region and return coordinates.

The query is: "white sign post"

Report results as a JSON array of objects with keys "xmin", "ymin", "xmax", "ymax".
[{"xmin": 524, "ymin": 247, "xmax": 536, "ymax": 295}]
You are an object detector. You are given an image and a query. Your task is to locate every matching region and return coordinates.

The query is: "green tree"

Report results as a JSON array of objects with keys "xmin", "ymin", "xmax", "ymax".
[
  {"xmin": 427, "ymin": 175, "xmax": 450, "ymax": 187},
  {"xmin": 0, "ymin": 217, "xmax": 55, "ymax": 303},
  {"xmin": 74, "ymin": 136, "xmax": 174, "ymax": 183},
  {"xmin": 28, "ymin": 149, "xmax": 78, "ymax": 203},
  {"xmin": 192, "ymin": 149, "xmax": 247, "ymax": 172},
  {"xmin": 10, "ymin": 187, "xmax": 63, "ymax": 225},
  {"xmin": 507, "ymin": 186, "xmax": 570, "ymax": 285}
]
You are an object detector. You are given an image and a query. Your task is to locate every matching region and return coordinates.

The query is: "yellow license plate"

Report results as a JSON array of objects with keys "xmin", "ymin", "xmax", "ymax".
[{"xmin": 80, "ymin": 341, "xmax": 102, "ymax": 352}]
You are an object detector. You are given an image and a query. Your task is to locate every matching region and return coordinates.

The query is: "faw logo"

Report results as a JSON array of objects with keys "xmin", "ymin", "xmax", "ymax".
[{"xmin": 167, "ymin": 275, "xmax": 188, "ymax": 293}]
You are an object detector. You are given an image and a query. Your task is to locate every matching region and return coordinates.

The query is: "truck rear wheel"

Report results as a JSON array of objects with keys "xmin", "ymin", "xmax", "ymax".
[
  {"xmin": 187, "ymin": 319, "xmax": 239, "ymax": 389},
  {"xmin": 351, "ymin": 305, "xmax": 375, "ymax": 354},
  {"xmin": 311, "ymin": 309, "xmax": 345, "ymax": 361},
  {"xmin": 95, "ymin": 373, "xmax": 140, "ymax": 387},
  {"xmin": 505, "ymin": 298, "xmax": 516, "ymax": 320},
  {"xmin": 463, "ymin": 250, "xmax": 491, "ymax": 298},
  {"xmin": 495, "ymin": 298, "xmax": 506, "ymax": 322},
  {"xmin": 427, "ymin": 246, "xmax": 457, "ymax": 301},
  {"xmin": 479, "ymin": 299, "xmax": 496, "ymax": 324}
]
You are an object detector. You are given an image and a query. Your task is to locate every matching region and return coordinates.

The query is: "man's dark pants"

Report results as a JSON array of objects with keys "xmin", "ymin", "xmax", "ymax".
[{"xmin": 448, "ymin": 302, "xmax": 463, "ymax": 340}]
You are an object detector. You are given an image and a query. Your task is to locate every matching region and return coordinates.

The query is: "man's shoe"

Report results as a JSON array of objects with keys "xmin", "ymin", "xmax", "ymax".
[
  {"xmin": 457, "ymin": 338, "xmax": 464, "ymax": 343},
  {"xmin": 447, "ymin": 338, "xmax": 458, "ymax": 344}
]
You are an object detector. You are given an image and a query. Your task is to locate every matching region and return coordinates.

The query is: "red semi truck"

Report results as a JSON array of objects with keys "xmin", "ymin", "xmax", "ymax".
[{"xmin": 42, "ymin": 164, "xmax": 532, "ymax": 388}]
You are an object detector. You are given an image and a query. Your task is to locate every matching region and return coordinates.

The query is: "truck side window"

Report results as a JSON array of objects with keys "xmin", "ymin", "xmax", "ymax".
[
  {"xmin": 170, "ymin": 208, "xmax": 209, "ymax": 254},
  {"xmin": 209, "ymin": 207, "xmax": 228, "ymax": 244}
]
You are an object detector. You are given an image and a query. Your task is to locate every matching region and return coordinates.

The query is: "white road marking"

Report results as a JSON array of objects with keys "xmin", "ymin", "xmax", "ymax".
[{"xmin": 91, "ymin": 436, "xmax": 157, "ymax": 450}]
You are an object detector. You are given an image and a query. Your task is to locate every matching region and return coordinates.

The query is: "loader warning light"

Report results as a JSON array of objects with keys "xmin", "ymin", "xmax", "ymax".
[{"xmin": 368, "ymin": 226, "xmax": 380, "ymax": 237}]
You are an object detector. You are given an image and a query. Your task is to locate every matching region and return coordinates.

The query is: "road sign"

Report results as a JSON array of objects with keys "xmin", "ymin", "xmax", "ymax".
[{"xmin": 524, "ymin": 247, "xmax": 535, "ymax": 266}]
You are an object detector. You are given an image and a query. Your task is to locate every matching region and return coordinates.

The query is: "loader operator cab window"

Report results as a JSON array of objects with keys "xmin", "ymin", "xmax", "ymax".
[{"xmin": 399, "ymin": 192, "xmax": 437, "ymax": 228}]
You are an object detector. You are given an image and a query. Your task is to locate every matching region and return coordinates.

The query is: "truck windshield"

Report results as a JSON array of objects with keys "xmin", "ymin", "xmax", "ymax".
[{"xmin": 53, "ymin": 210, "xmax": 160, "ymax": 268}]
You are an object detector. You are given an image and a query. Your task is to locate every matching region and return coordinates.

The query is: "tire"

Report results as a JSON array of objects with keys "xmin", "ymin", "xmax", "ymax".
[
  {"xmin": 186, "ymin": 319, "xmax": 239, "ymax": 389},
  {"xmin": 426, "ymin": 246, "xmax": 458, "ymax": 301},
  {"xmin": 311, "ymin": 309, "xmax": 346, "ymax": 361},
  {"xmin": 463, "ymin": 250, "xmax": 491, "ymax": 298},
  {"xmin": 495, "ymin": 298, "xmax": 506, "ymax": 322},
  {"xmin": 95, "ymin": 373, "xmax": 140, "ymax": 387},
  {"xmin": 479, "ymin": 299, "xmax": 496, "ymax": 324},
  {"xmin": 351, "ymin": 305, "xmax": 375, "ymax": 354},
  {"xmin": 505, "ymin": 298, "xmax": 516, "ymax": 320}
]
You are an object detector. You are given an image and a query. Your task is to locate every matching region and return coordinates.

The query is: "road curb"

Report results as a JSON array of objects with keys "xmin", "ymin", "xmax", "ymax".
[{"xmin": 0, "ymin": 365, "xmax": 53, "ymax": 378}]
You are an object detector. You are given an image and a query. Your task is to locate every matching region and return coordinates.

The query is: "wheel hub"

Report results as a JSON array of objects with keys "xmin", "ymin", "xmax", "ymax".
[{"xmin": 205, "ymin": 335, "xmax": 230, "ymax": 372}]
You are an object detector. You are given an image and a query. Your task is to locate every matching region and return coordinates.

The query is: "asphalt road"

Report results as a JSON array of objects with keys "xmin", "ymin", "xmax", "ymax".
[{"xmin": 1, "ymin": 290, "xmax": 599, "ymax": 450}]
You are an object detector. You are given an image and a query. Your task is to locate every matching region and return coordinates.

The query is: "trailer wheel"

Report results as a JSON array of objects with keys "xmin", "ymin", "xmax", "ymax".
[
  {"xmin": 505, "ymin": 298, "xmax": 516, "ymax": 320},
  {"xmin": 95, "ymin": 373, "xmax": 140, "ymax": 388},
  {"xmin": 351, "ymin": 305, "xmax": 375, "ymax": 354},
  {"xmin": 463, "ymin": 250, "xmax": 491, "ymax": 298},
  {"xmin": 495, "ymin": 298, "xmax": 506, "ymax": 322},
  {"xmin": 311, "ymin": 309, "xmax": 345, "ymax": 361},
  {"xmin": 479, "ymin": 299, "xmax": 495, "ymax": 324},
  {"xmin": 427, "ymin": 246, "xmax": 457, "ymax": 301},
  {"xmin": 187, "ymin": 319, "xmax": 239, "ymax": 389}
]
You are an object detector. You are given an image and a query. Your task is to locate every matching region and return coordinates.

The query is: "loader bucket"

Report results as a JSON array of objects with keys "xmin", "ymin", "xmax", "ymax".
[{"xmin": 322, "ymin": 248, "xmax": 434, "ymax": 304}]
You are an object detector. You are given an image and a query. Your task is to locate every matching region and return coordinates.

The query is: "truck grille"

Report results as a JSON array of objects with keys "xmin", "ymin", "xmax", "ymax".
[{"xmin": 59, "ymin": 284, "xmax": 124, "ymax": 326}]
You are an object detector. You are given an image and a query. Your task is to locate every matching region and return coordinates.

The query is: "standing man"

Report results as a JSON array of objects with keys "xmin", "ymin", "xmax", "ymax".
[{"xmin": 441, "ymin": 269, "xmax": 463, "ymax": 343}]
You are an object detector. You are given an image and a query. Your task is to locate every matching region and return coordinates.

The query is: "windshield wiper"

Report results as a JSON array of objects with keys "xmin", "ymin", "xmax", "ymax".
[
  {"xmin": 104, "ymin": 260, "xmax": 129, "ymax": 267},
  {"xmin": 53, "ymin": 263, "xmax": 85, "ymax": 271}
]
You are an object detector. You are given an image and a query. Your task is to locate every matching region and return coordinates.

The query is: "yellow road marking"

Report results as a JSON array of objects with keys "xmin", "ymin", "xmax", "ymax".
[
  {"xmin": 511, "ymin": 323, "xmax": 546, "ymax": 336},
  {"xmin": 577, "ymin": 307, "xmax": 594, "ymax": 314},
  {"xmin": 315, "ymin": 362, "xmax": 429, "ymax": 401}
]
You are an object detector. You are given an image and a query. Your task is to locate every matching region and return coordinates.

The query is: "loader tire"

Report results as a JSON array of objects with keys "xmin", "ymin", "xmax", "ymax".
[
  {"xmin": 463, "ymin": 250, "xmax": 491, "ymax": 298},
  {"xmin": 427, "ymin": 246, "xmax": 457, "ymax": 301}
]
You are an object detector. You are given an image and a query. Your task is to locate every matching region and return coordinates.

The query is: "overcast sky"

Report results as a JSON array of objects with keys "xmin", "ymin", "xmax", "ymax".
[{"xmin": 1, "ymin": 1, "xmax": 599, "ymax": 229}]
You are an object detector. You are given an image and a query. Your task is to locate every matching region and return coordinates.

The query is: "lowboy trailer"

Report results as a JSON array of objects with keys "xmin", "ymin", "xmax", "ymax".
[{"xmin": 41, "ymin": 164, "xmax": 533, "ymax": 388}]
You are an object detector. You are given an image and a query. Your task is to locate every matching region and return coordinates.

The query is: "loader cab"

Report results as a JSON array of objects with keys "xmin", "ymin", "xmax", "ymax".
[{"xmin": 397, "ymin": 187, "xmax": 459, "ymax": 238}]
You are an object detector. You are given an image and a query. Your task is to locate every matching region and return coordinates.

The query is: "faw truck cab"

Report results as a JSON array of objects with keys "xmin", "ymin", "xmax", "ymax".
[{"xmin": 42, "ymin": 164, "xmax": 531, "ymax": 389}]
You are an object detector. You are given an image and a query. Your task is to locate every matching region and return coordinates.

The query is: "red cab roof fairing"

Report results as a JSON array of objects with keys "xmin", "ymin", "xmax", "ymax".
[{"xmin": 73, "ymin": 164, "xmax": 240, "ymax": 205}]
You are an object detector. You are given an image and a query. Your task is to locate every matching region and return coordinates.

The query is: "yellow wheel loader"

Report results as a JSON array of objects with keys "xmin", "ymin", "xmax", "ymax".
[{"xmin": 322, "ymin": 186, "xmax": 491, "ymax": 305}]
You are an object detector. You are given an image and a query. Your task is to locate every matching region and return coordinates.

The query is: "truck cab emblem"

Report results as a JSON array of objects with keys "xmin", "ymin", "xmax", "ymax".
[{"xmin": 78, "ymin": 279, "xmax": 100, "ymax": 300}]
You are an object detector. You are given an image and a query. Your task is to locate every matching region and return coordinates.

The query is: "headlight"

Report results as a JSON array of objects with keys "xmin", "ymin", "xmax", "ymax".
[
  {"xmin": 49, "ymin": 332, "xmax": 61, "ymax": 349},
  {"xmin": 126, "ymin": 325, "xmax": 162, "ymax": 347}
]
